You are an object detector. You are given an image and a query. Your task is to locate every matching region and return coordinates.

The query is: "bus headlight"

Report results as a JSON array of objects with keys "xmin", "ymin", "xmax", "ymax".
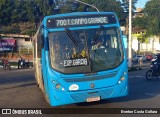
[
  {"xmin": 52, "ymin": 80, "xmax": 65, "ymax": 91},
  {"xmin": 52, "ymin": 80, "xmax": 60, "ymax": 89},
  {"xmin": 118, "ymin": 76, "xmax": 125, "ymax": 84},
  {"xmin": 55, "ymin": 83, "xmax": 61, "ymax": 89}
]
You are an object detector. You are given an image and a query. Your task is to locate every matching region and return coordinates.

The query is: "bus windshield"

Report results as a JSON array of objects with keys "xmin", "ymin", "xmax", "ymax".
[{"xmin": 48, "ymin": 26, "xmax": 124, "ymax": 74}]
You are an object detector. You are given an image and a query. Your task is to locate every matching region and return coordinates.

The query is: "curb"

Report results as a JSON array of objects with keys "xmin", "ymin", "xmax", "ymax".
[
  {"xmin": 128, "ymin": 66, "xmax": 150, "ymax": 72},
  {"xmin": 0, "ymin": 65, "xmax": 18, "ymax": 69}
]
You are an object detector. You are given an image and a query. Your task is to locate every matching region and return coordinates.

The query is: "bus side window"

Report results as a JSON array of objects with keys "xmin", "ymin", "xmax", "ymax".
[
  {"xmin": 37, "ymin": 34, "xmax": 42, "ymax": 58},
  {"xmin": 33, "ymin": 40, "xmax": 36, "ymax": 58},
  {"xmin": 41, "ymin": 35, "xmax": 44, "ymax": 48}
]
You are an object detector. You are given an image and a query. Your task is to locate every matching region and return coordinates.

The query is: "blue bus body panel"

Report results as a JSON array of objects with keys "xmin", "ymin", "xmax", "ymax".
[
  {"xmin": 47, "ymin": 57, "xmax": 127, "ymax": 91},
  {"xmin": 44, "ymin": 52, "xmax": 128, "ymax": 106},
  {"xmin": 49, "ymin": 80, "xmax": 127, "ymax": 106},
  {"xmin": 40, "ymin": 12, "xmax": 128, "ymax": 106}
]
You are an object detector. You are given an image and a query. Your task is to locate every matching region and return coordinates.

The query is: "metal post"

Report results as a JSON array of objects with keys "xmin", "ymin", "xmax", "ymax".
[
  {"xmin": 28, "ymin": 47, "xmax": 29, "ymax": 54},
  {"xmin": 128, "ymin": 0, "xmax": 132, "ymax": 68},
  {"xmin": 75, "ymin": 0, "xmax": 99, "ymax": 12}
]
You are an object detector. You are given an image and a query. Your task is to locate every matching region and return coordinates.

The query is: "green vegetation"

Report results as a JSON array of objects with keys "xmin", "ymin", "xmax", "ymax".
[
  {"xmin": 144, "ymin": 0, "xmax": 160, "ymax": 38},
  {"xmin": 133, "ymin": 0, "xmax": 160, "ymax": 39},
  {"xmin": 1, "ymin": 0, "xmax": 159, "ymax": 39},
  {"xmin": 0, "ymin": 0, "xmax": 56, "ymax": 35},
  {"xmin": 0, "ymin": 0, "xmax": 139, "ymax": 35}
]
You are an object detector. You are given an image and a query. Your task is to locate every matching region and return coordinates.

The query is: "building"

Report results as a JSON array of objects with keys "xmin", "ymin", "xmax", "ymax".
[
  {"xmin": 133, "ymin": 8, "xmax": 144, "ymax": 18},
  {"xmin": 0, "ymin": 34, "xmax": 33, "ymax": 61},
  {"xmin": 131, "ymin": 8, "xmax": 160, "ymax": 54},
  {"xmin": 0, "ymin": 34, "xmax": 32, "ymax": 52},
  {"xmin": 131, "ymin": 35, "xmax": 160, "ymax": 54}
]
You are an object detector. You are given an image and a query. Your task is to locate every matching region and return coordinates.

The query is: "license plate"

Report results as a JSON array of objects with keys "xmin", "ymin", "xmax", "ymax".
[{"xmin": 87, "ymin": 96, "xmax": 100, "ymax": 102}]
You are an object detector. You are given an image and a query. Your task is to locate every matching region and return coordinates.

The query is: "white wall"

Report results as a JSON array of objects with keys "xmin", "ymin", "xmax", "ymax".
[
  {"xmin": 16, "ymin": 38, "xmax": 32, "ymax": 50},
  {"xmin": 131, "ymin": 36, "xmax": 160, "ymax": 54},
  {"xmin": 132, "ymin": 36, "xmax": 138, "ymax": 51}
]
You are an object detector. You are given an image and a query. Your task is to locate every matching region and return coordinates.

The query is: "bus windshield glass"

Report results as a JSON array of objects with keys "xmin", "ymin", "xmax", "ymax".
[{"xmin": 48, "ymin": 27, "xmax": 124, "ymax": 74}]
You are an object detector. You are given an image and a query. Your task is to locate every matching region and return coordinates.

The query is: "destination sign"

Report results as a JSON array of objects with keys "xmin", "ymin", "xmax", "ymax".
[
  {"xmin": 63, "ymin": 58, "xmax": 88, "ymax": 67},
  {"xmin": 47, "ymin": 14, "xmax": 117, "ymax": 28}
]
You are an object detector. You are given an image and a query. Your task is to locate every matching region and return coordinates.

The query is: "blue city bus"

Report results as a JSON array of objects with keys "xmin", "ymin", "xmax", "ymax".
[{"xmin": 33, "ymin": 12, "xmax": 128, "ymax": 106}]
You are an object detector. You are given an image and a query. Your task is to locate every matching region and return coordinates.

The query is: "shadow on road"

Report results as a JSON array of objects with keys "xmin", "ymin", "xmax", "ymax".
[
  {"xmin": 0, "ymin": 69, "xmax": 35, "ymax": 85},
  {"xmin": 0, "ymin": 82, "xmax": 37, "ymax": 91},
  {"xmin": 1, "ymin": 63, "xmax": 159, "ymax": 108},
  {"xmin": 75, "ymin": 72, "xmax": 160, "ymax": 107}
]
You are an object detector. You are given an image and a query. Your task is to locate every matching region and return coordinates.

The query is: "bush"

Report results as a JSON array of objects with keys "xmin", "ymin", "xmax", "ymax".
[
  {"xmin": 21, "ymin": 29, "xmax": 36, "ymax": 36},
  {"xmin": 0, "ymin": 26, "xmax": 21, "ymax": 34}
]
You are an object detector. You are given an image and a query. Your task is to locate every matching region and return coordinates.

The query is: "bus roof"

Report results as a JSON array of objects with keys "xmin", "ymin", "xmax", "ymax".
[{"xmin": 45, "ymin": 12, "xmax": 117, "ymax": 19}]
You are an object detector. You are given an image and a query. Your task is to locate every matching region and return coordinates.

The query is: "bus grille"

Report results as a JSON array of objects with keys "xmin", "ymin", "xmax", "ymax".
[
  {"xmin": 71, "ymin": 88, "xmax": 114, "ymax": 102},
  {"xmin": 64, "ymin": 72, "xmax": 118, "ymax": 82}
]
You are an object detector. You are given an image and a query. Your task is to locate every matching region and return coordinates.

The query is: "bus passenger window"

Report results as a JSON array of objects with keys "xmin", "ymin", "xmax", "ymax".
[
  {"xmin": 49, "ymin": 33, "xmax": 63, "ymax": 63},
  {"xmin": 37, "ymin": 34, "xmax": 42, "ymax": 58}
]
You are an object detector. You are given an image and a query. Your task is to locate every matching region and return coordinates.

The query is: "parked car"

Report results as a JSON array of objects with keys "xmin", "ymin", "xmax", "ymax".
[
  {"xmin": 137, "ymin": 55, "xmax": 146, "ymax": 61},
  {"xmin": 146, "ymin": 54, "xmax": 153, "ymax": 61},
  {"xmin": 132, "ymin": 55, "xmax": 146, "ymax": 62},
  {"xmin": 132, "ymin": 55, "xmax": 138, "ymax": 62}
]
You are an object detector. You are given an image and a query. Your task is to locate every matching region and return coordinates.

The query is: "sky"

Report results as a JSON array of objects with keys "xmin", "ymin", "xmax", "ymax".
[{"xmin": 135, "ymin": 0, "xmax": 150, "ymax": 8}]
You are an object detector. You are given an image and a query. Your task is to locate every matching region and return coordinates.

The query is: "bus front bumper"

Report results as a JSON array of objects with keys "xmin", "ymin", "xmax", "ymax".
[{"xmin": 48, "ymin": 81, "xmax": 128, "ymax": 106}]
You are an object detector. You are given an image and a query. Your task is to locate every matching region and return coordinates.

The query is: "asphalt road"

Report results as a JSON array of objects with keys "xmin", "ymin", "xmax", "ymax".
[{"xmin": 0, "ymin": 65, "xmax": 160, "ymax": 116}]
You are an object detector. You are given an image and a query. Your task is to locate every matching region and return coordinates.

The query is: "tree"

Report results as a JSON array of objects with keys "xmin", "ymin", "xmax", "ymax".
[
  {"xmin": 89, "ymin": 0, "xmax": 124, "ymax": 20},
  {"xmin": 63, "ymin": 0, "xmax": 126, "ymax": 25},
  {"xmin": 79, "ymin": 0, "xmax": 137, "ymax": 26},
  {"xmin": 133, "ymin": 17, "xmax": 147, "ymax": 30},
  {"xmin": 10, "ymin": 0, "xmax": 28, "ymax": 23},
  {"xmin": 144, "ymin": 0, "xmax": 160, "ymax": 37},
  {"xmin": 141, "ymin": 0, "xmax": 160, "ymax": 52},
  {"xmin": 121, "ymin": 0, "xmax": 138, "ymax": 13},
  {"xmin": 0, "ymin": 0, "xmax": 14, "ymax": 25},
  {"xmin": 120, "ymin": 0, "xmax": 138, "ymax": 35},
  {"xmin": 132, "ymin": 16, "xmax": 148, "ymax": 43}
]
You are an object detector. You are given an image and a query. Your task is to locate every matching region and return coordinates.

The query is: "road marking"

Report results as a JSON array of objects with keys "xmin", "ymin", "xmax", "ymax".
[
  {"xmin": 129, "ymin": 75, "xmax": 145, "ymax": 78},
  {"xmin": 144, "ymin": 93, "xmax": 158, "ymax": 96}
]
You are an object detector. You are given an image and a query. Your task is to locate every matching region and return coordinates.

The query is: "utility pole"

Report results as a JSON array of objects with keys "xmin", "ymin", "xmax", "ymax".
[
  {"xmin": 128, "ymin": 0, "xmax": 132, "ymax": 68},
  {"xmin": 75, "ymin": 0, "xmax": 99, "ymax": 12}
]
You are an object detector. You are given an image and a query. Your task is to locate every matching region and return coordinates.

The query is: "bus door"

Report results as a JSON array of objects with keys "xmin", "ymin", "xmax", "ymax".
[{"xmin": 35, "ymin": 32, "xmax": 44, "ymax": 92}]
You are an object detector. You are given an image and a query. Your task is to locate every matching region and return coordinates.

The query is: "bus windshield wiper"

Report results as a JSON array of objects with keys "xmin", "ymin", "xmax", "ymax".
[
  {"xmin": 65, "ymin": 28, "xmax": 78, "ymax": 46},
  {"xmin": 93, "ymin": 25, "xmax": 104, "ymax": 43}
]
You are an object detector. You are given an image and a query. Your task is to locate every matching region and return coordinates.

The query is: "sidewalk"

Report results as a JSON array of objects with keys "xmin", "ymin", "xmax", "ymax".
[
  {"xmin": 0, "ymin": 65, "xmax": 18, "ymax": 70},
  {"xmin": 129, "ymin": 61, "xmax": 151, "ymax": 71}
]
